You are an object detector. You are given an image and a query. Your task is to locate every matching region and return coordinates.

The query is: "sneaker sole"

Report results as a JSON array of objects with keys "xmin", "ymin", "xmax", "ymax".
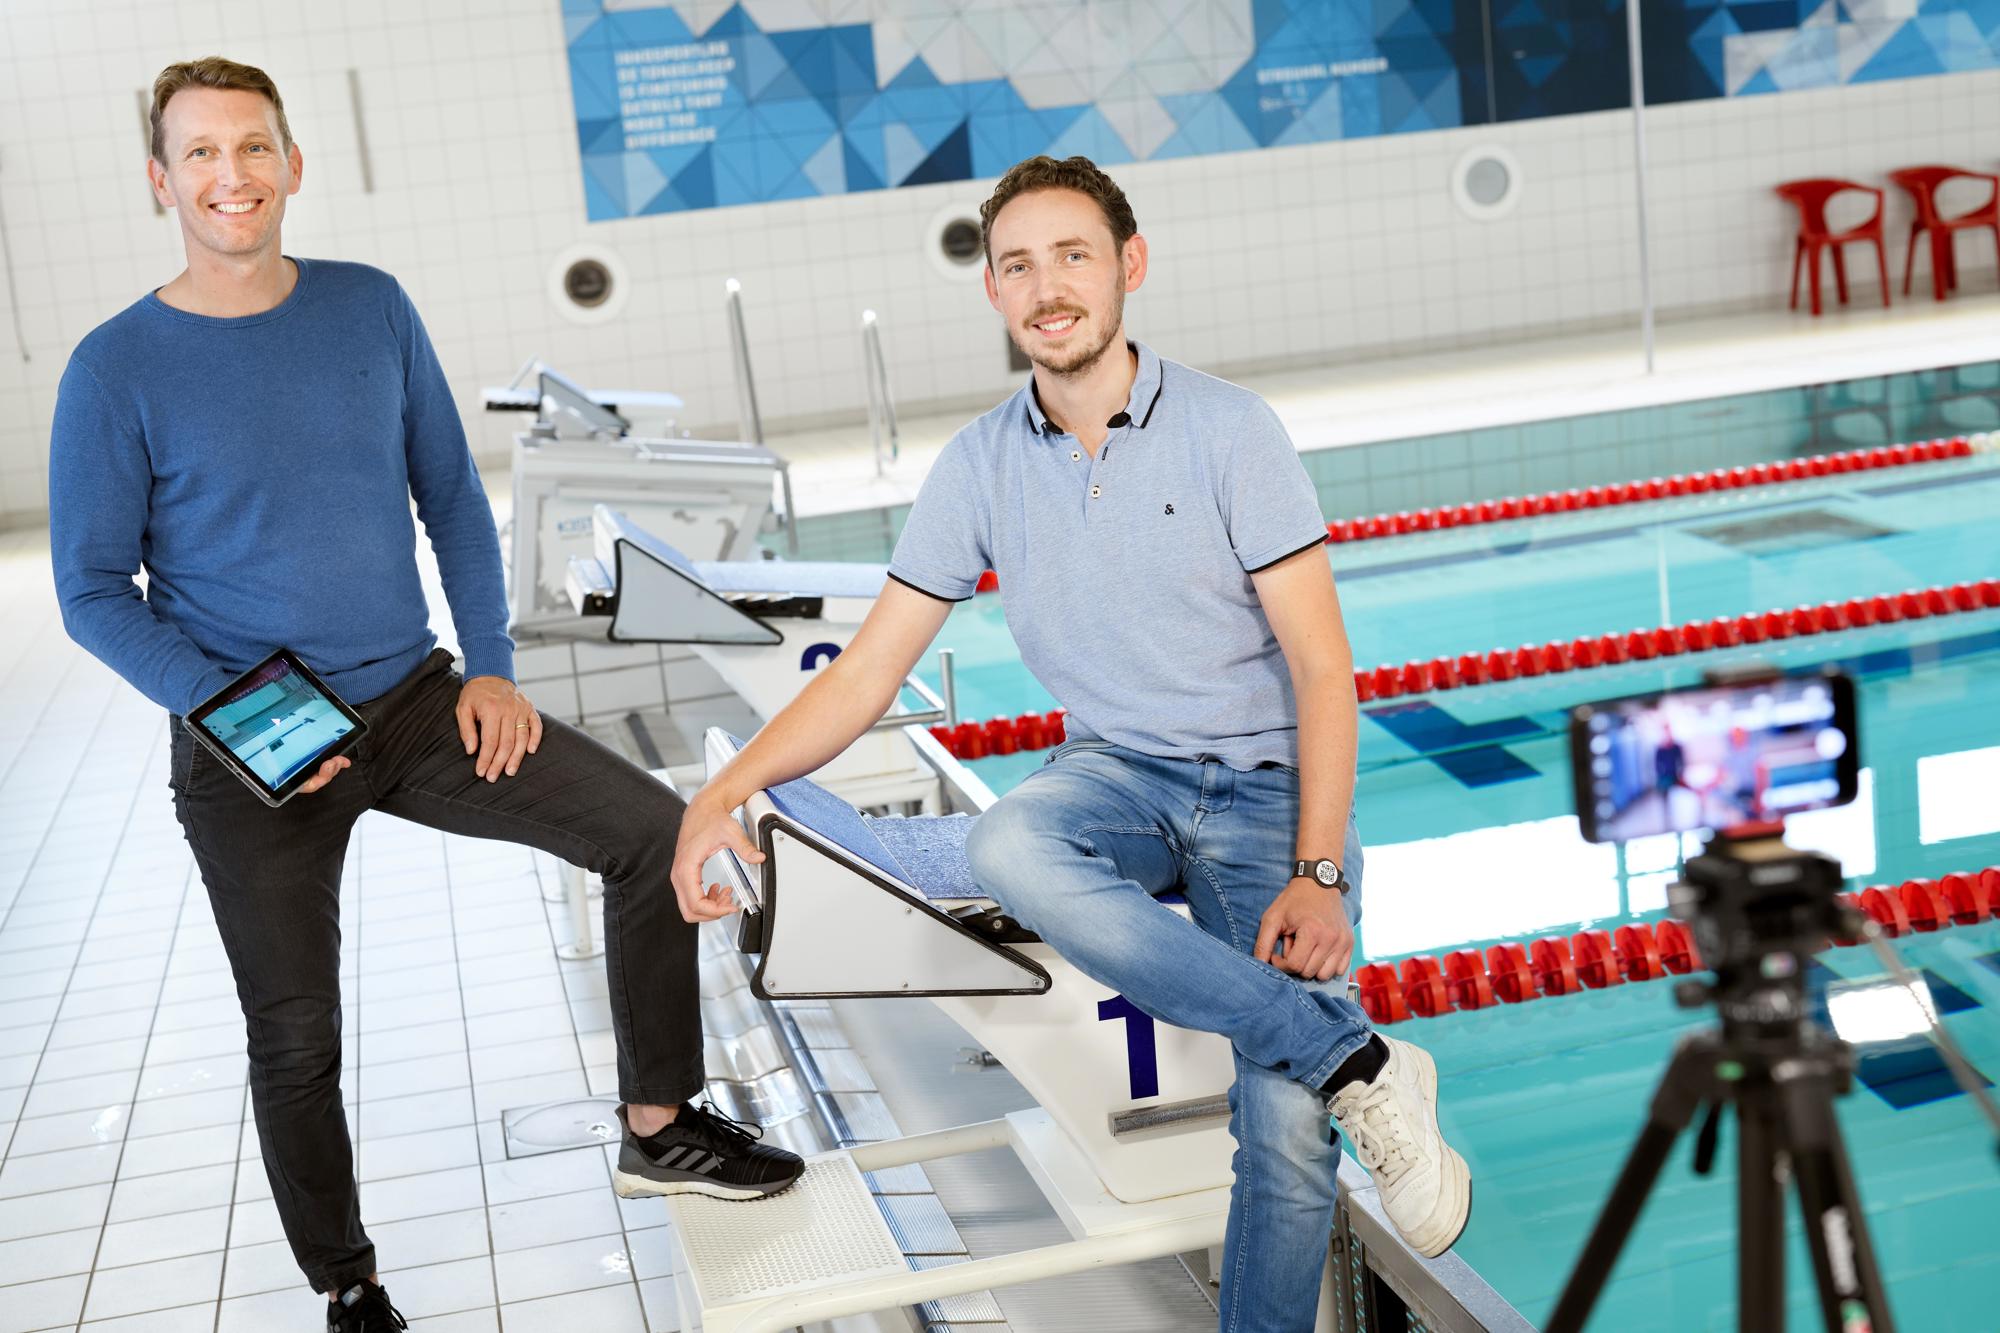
[
  {"xmin": 612, "ymin": 1167, "xmax": 802, "ymax": 1202},
  {"xmin": 1398, "ymin": 1042, "xmax": 1472, "ymax": 1259}
]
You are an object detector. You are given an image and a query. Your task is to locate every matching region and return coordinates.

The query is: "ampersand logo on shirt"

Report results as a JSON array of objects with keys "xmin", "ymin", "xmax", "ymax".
[{"xmin": 1164, "ymin": 503, "xmax": 1175, "ymax": 515}]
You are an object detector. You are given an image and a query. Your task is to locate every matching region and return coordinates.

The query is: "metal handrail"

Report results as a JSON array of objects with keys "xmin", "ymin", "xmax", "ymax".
[
  {"xmin": 726, "ymin": 278, "xmax": 764, "ymax": 445},
  {"xmin": 861, "ymin": 309, "xmax": 899, "ymax": 477}
]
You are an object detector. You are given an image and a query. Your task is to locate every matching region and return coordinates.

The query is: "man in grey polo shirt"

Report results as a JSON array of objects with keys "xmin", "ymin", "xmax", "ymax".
[{"xmin": 674, "ymin": 155, "xmax": 1469, "ymax": 1330}]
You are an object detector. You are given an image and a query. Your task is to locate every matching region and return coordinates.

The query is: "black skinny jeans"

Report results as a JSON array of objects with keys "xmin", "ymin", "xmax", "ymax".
[{"xmin": 167, "ymin": 649, "xmax": 699, "ymax": 1293}]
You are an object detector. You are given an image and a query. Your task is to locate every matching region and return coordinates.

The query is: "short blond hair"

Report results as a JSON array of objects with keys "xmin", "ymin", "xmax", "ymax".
[{"xmin": 149, "ymin": 56, "xmax": 293, "ymax": 164}]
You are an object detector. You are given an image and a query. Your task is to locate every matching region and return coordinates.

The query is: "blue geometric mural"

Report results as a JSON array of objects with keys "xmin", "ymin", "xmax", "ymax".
[{"xmin": 564, "ymin": 0, "xmax": 2000, "ymax": 219}]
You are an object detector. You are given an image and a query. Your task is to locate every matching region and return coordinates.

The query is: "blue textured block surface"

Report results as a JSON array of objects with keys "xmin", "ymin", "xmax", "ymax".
[{"xmin": 866, "ymin": 814, "xmax": 982, "ymax": 900}]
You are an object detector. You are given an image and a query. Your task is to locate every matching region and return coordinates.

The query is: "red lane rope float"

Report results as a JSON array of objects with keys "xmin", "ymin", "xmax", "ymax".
[
  {"xmin": 1399, "ymin": 956, "xmax": 1453, "ymax": 1017},
  {"xmin": 1530, "ymin": 936, "xmax": 1583, "ymax": 997},
  {"xmin": 1354, "ymin": 963, "xmax": 1410, "ymax": 1024},
  {"xmin": 1442, "ymin": 950, "xmax": 1497, "ymax": 1009},
  {"xmin": 1570, "ymin": 929, "xmax": 1624, "ymax": 988},
  {"xmin": 1613, "ymin": 923, "xmax": 1667, "ymax": 982},
  {"xmin": 1484, "ymin": 943, "xmax": 1536, "ymax": 1003},
  {"xmin": 1326, "ymin": 437, "xmax": 1979, "ymax": 548},
  {"xmin": 1351, "ymin": 578, "xmax": 2000, "ymax": 703},
  {"xmin": 1356, "ymin": 867, "xmax": 1997, "ymax": 1024}
]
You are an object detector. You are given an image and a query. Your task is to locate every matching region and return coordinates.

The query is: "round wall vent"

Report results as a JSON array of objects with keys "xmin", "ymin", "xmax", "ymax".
[
  {"xmin": 1450, "ymin": 146, "xmax": 1524, "ymax": 222},
  {"xmin": 925, "ymin": 202, "xmax": 990, "ymax": 281},
  {"xmin": 547, "ymin": 243, "xmax": 630, "ymax": 324}
]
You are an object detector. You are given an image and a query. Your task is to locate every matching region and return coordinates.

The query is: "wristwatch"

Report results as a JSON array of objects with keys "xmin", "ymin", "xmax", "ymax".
[{"xmin": 1293, "ymin": 858, "xmax": 1350, "ymax": 894}]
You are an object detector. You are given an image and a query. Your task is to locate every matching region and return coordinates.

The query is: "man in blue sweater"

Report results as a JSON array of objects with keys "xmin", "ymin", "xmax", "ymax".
[{"xmin": 49, "ymin": 58, "xmax": 800, "ymax": 1331}]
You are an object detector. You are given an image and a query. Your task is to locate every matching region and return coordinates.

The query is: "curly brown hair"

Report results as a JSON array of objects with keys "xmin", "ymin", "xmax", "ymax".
[
  {"xmin": 149, "ymin": 57, "xmax": 294, "ymax": 165},
  {"xmin": 979, "ymin": 156, "xmax": 1137, "ymax": 266}
]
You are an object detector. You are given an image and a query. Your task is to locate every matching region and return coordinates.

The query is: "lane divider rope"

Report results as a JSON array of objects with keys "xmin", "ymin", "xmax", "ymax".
[{"xmin": 1353, "ymin": 868, "xmax": 2000, "ymax": 1024}]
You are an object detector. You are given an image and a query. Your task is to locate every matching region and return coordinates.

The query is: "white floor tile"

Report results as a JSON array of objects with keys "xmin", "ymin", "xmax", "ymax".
[
  {"xmin": 106, "ymin": 1162, "xmax": 236, "ymax": 1224},
  {"xmin": 355, "ymin": 1165, "xmax": 486, "ymax": 1225},
  {"xmin": 377, "ymin": 1254, "xmax": 495, "ymax": 1319},
  {"xmin": 364, "ymin": 1207, "xmax": 491, "ymax": 1273},
  {"xmin": 7, "ymin": 1101, "xmax": 132, "ymax": 1156},
  {"xmin": 0, "ymin": 1182, "xmax": 112, "ymax": 1243},
  {"xmin": 493, "ymin": 1230, "xmax": 633, "ymax": 1304},
  {"xmin": 81, "ymin": 1301, "xmax": 219, "ymax": 1331},
  {"xmin": 220, "ymin": 1238, "xmax": 304, "ymax": 1300},
  {"xmin": 467, "ymin": 1035, "xmax": 582, "ymax": 1086},
  {"xmin": 32, "ymin": 1037, "xmax": 150, "ymax": 1084},
  {"xmin": 487, "ymin": 1186, "xmax": 622, "ymax": 1254},
  {"xmin": 81, "ymin": 1250, "xmax": 223, "ymax": 1322},
  {"xmin": 500, "ymin": 1280, "xmax": 647, "ymax": 1333},
  {"xmin": 356, "ymin": 1124, "xmax": 481, "ymax": 1183},
  {"xmin": 126, "ymin": 1086, "xmax": 243, "ymax": 1140},
  {"xmin": 0, "ymin": 1141, "xmax": 123, "ymax": 1199},
  {"xmin": 472, "ymin": 1071, "xmax": 589, "ymax": 1123},
  {"xmin": 115, "ymin": 1124, "xmax": 240, "ymax": 1179},
  {"xmin": 637, "ymin": 1274, "xmax": 681, "ymax": 1332},
  {"xmin": 0, "ymin": 1272, "xmax": 89, "ymax": 1333},
  {"xmin": 221, "ymin": 1197, "xmax": 284, "ymax": 1248},
  {"xmin": 215, "ymin": 1285, "xmax": 325, "ymax": 1333},
  {"xmin": 0, "ymin": 1224, "xmax": 103, "ymax": 1285},
  {"xmin": 623, "ymin": 1224, "xmax": 677, "ymax": 1282},
  {"xmin": 134, "ymin": 1053, "xmax": 247, "ymax": 1103},
  {"xmin": 353, "ymin": 1087, "xmax": 476, "ymax": 1141},
  {"xmin": 480, "ymin": 1145, "xmax": 608, "ymax": 1206},
  {"xmin": 400, "ymin": 1308, "xmax": 498, "ymax": 1333},
  {"xmin": 95, "ymin": 1204, "xmax": 230, "ymax": 1269}
]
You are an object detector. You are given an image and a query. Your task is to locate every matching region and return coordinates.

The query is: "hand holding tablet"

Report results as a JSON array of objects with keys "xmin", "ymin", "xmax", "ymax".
[{"xmin": 185, "ymin": 649, "xmax": 368, "ymax": 807}]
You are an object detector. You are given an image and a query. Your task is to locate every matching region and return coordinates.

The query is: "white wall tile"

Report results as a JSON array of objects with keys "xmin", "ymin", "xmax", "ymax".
[{"xmin": 2, "ymin": 2, "xmax": 1991, "ymax": 529}]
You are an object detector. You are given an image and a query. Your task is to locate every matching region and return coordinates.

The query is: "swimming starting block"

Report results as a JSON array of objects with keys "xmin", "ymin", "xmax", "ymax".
[
  {"xmin": 654, "ymin": 729, "xmax": 1285, "ymax": 1333},
  {"xmin": 568, "ymin": 506, "xmax": 929, "ymax": 804}
]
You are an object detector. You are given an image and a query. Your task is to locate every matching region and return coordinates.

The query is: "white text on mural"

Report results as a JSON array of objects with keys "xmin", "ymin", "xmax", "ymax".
[{"xmin": 615, "ymin": 42, "xmax": 735, "ymax": 149}]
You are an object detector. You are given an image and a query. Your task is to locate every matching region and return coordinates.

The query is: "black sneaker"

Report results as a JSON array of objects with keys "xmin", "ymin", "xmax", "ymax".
[
  {"xmin": 327, "ymin": 1279, "xmax": 407, "ymax": 1332},
  {"xmin": 612, "ymin": 1100, "xmax": 805, "ymax": 1201}
]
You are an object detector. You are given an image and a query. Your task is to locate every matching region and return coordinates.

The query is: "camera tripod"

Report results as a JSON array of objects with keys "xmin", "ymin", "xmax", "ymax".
[{"xmin": 1545, "ymin": 834, "xmax": 1897, "ymax": 1333}]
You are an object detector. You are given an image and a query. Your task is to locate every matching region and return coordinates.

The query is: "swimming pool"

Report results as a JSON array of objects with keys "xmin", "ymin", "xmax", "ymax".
[
  {"xmin": 901, "ymin": 451, "xmax": 2000, "ymax": 1329},
  {"xmin": 781, "ymin": 358, "xmax": 2000, "ymax": 566}
]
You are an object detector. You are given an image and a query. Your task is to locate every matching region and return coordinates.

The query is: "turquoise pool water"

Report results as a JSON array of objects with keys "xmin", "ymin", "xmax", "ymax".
[
  {"xmin": 781, "ymin": 359, "xmax": 2000, "ymax": 565},
  {"xmin": 902, "ymin": 455, "xmax": 2000, "ymax": 1330}
]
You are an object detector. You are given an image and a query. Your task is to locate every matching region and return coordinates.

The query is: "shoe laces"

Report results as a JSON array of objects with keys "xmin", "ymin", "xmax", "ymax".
[
  {"xmin": 681, "ymin": 1099, "xmax": 765, "ymax": 1152},
  {"xmin": 1332, "ymin": 1077, "xmax": 1419, "ymax": 1186},
  {"xmin": 332, "ymin": 1282, "xmax": 408, "ymax": 1332}
]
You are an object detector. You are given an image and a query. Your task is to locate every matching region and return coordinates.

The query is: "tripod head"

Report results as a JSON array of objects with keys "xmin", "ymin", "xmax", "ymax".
[{"xmin": 1667, "ymin": 823, "xmax": 1857, "ymax": 1039}]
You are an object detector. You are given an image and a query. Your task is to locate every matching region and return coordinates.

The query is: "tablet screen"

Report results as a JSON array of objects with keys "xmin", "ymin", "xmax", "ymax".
[{"xmin": 195, "ymin": 654, "xmax": 359, "ymax": 789}]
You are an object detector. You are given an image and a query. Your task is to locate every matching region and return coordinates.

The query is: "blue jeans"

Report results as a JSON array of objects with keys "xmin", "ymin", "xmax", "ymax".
[{"xmin": 963, "ymin": 740, "xmax": 1369, "ymax": 1333}]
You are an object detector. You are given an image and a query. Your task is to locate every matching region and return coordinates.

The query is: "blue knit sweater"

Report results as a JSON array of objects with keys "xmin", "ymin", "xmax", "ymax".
[{"xmin": 49, "ymin": 258, "xmax": 512, "ymax": 716}]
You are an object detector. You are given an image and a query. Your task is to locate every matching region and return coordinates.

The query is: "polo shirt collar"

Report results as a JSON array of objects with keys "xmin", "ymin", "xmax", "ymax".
[{"xmin": 1023, "ymin": 340, "xmax": 1166, "ymax": 438}]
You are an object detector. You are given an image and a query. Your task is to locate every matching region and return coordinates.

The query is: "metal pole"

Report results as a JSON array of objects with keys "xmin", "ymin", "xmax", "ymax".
[
  {"xmin": 862, "ymin": 310, "xmax": 884, "ymax": 477},
  {"xmin": 346, "ymin": 70, "xmax": 374, "ymax": 193},
  {"xmin": 1626, "ymin": 0, "xmax": 1656, "ymax": 374},
  {"xmin": 938, "ymin": 648, "xmax": 958, "ymax": 728},
  {"xmin": 557, "ymin": 863, "xmax": 603, "ymax": 961},
  {"xmin": 861, "ymin": 309, "xmax": 899, "ymax": 476},
  {"xmin": 725, "ymin": 278, "xmax": 764, "ymax": 444}
]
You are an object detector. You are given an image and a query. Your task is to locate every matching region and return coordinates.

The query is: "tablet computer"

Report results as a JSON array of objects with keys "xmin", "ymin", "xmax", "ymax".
[{"xmin": 184, "ymin": 649, "xmax": 368, "ymax": 807}]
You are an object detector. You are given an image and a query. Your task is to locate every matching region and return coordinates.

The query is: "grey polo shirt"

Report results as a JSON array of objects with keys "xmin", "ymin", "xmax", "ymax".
[{"xmin": 888, "ymin": 341, "xmax": 1329, "ymax": 770}]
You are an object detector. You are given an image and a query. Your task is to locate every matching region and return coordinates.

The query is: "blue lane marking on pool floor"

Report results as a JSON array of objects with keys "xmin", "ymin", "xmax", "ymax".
[{"xmin": 1364, "ymin": 701, "xmax": 1542, "ymax": 788}]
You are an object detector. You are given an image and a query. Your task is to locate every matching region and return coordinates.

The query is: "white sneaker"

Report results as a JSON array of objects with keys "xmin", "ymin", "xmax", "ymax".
[{"xmin": 1326, "ymin": 1035, "xmax": 1471, "ymax": 1258}]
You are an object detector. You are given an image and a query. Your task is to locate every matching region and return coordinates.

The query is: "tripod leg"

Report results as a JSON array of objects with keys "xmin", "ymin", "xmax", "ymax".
[
  {"xmin": 1546, "ymin": 1039, "xmax": 1716, "ymax": 1333},
  {"xmin": 1780, "ymin": 1073, "xmax": 1898, "ymax": 1333},
  {"xmin": 1737, "ymin": 1094, "xmax": 1787, "ymax": 1332}
]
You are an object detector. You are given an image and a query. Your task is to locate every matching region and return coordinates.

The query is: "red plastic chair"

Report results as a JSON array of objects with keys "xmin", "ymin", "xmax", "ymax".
[
  {"xmin": 1888, "ymin": 166, "xmax": 2000, "ymax": 301},
  {"xmin": 1774, "ymin": 178, "xmax": 1889, "ymax": 316}
]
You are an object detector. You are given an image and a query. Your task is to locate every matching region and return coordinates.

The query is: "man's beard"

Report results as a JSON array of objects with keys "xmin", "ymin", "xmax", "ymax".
[{"xmin": 1016, "ymin": 285, "xmax": 1125, "ymax": 379}]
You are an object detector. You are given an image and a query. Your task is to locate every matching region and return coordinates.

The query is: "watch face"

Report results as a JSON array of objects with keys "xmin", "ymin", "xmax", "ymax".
[{"xmin": 1315, "ymin": 861, "xmax": 1337, "ymax": 886}]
